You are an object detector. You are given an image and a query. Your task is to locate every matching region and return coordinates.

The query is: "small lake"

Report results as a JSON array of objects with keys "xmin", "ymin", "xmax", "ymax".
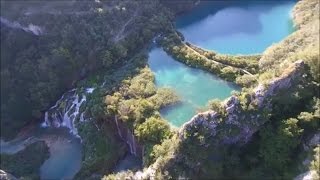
[
  {"xmin": 176, "ymin": 0, "xmax": 296, "ymax": 54},
  {"xmin": 0, "ymin": 127, "xmax": 82, "ymax": 180},
  {"xmin": 148, "ymin": 48, "xmax": 239, "ymax": 127},
  {"xmin": 38, "ymin": 128, "xmax": 82, "ymax": 180}
]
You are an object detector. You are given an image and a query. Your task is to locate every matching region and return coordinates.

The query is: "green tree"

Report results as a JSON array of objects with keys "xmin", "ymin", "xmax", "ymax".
[
  {"xmin": 259, "ymin": 118, "xmax": 303, "ymax": 175},
  {"xmin": 135, "ymin": 116, "xmax": 172, "ymax": 144}
]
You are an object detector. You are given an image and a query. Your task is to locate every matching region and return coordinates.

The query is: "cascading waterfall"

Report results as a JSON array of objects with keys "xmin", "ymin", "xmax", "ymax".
[
  {"xmin": 0, "ymin": 17, "xmax": 43, "ymax": 35},
  {"xmin": 42, "ymin": 86, "xmax": 139, "ymax": 156},
  {"xmin": 114, "ymin": 116, "xmax": 123, "ymax": 139},
  {"xmin": 41, "ymin": 88, "xmax": 95, "ymax": 138},
  {"xmin": 114, "ymin": 116, "xmax": 138, "ymax": 156},
  {"xmin": 131, "ymin": 133, "xmax": 137, "ymax": 156}
]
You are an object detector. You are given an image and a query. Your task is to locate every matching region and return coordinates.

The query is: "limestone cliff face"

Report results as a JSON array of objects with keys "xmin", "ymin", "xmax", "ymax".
[
  {"xmin": 294, "ymin": 132, "xmax": 320, "ymax": 180},
  {"xmin": 253, "ymin": 60, "xmax": 305, "ymax": 108},
  {"xmin": 179, "ymin": 60, "xmax": 306, "ymax": 146},
  {"xmin": 122, "ymin": 60, "xmax": 308, "ymax": 180}
]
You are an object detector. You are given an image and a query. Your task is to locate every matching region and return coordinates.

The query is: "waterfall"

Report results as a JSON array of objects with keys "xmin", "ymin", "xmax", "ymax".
[
  {"xmin": 126, "ymin": 129, "xmax": 135, "ymax": 155},
  {"xmin": 127, "ymin": 137, "xmax": 134, "ymax": 155},
  {"xmin": 41, "ymin": 112, "xmax": 49, "ymax": 127},
  {"xmin": 114, "ymin": 116, "xmax": 123, "ymax": 139},
  {"xmin": 131, "ymin": 133, "xmax": 137, "ymax": 156},
  {"xmin": 114, "ymin": 116, "xmax": 138, "ymax": 156},
  {"xmin": 0, "ymin": 17, "xmax": 43, "ymax": 35},
  {"xmin": 79, "ymin": 113, "xmax": 85, "ymax": 122},
  {"xmin": 86, "ymin": 88, "xmax": 95, "ymax": 93},
  {"xmin": 41, "ymin": 88, "xmax": 95, "ymax": 138},
  {"xmin": 101, "ymin": 81, "xmax": 106, "ymax": 87}
]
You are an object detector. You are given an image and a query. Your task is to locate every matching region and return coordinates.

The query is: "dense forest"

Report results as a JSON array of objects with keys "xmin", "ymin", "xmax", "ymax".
[
  {"xmin": 0, "ymin": 0, "xmax": 319, "ymax": 179},
  {"xmin": 0, "ymin": 0, "xmax": 173, "ymax": 139},
  {"xmin": 105, "ymin": 0, "xmax": 319, "ymax": 179}
]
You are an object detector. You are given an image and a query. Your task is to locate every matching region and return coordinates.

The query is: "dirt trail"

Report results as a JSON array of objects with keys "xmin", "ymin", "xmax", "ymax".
[
  {"xmin": 113, "ymin": 10, "xmax": 139, "ymax": 42},
  {"xmin": 185, "ymin": 44, "xmax": 255, "ymax": 76}
]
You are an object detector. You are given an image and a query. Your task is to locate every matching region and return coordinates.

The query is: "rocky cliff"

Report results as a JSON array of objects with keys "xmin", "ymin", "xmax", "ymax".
[
  {"xmin": 179, "ymin": 60, "xmax": 306, "ymax": 146},
  {"xmin": 106, "ymin": 59, "xmax": 310, "ymax": 179}
]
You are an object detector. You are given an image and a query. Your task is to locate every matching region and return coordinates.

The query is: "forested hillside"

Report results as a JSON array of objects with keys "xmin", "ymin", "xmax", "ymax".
[
  {"xmin": 106, "ymin": 0, "xmax": 319, "ymax": 179},
  {"xmin": 0, "ymin": 0, "xmax": 173, "ymax": 139},
  {"xmin": 1, "ymin": 0, "xmax": 318, "ymax": 179}
]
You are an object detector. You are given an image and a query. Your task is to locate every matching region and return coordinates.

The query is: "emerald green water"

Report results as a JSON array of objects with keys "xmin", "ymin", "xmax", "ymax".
[
  {"xmin": 176, "ymin": 1, "xmax": 296, "ymax": 54},
  {"xmin": 148, "ymin": 48, "xmax": 239, "ymax": 127}
]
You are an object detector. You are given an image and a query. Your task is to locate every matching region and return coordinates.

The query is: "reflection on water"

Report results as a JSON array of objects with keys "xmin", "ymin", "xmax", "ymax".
[{"xmin": 176, "ymin": 0, "xmax": 296, "ymax": 54}]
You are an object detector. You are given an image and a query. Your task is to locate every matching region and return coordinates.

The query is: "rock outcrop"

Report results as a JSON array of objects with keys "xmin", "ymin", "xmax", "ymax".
[
  {"xmin": 253, "ymin": 60, "xmax": 305, "ymax": 107},
  {"xmin": 294, "ymin": 170, "xmax": 318, "ymax": 180},
  {"xmin": 120, "ymin": 60, "xmax": 308, "ymax": 180},
  {"xmin": 179, "ymin": 60, "xmax": 306, "ymax": 145}
]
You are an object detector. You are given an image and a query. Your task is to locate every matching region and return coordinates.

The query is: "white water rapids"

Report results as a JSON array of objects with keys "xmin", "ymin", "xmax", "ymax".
[{"xmin": 41, "ymin": 88, "xmax": 95, "ymax": 138}]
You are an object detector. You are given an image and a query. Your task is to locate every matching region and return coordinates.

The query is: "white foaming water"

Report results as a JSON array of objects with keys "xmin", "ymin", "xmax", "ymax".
[
  {"xmin": 0, "ymin": 17, "xmax": 43, "ymax": 35},
  {"xmin": 62, "ymin": 94, "xmax": 86, "ymax": 136},
  {"xmin": 114, "ymin": 116, "xmax": 137, "ymax": 156},
  {"xmin": 41, "ymin": 113, "xmax": 49, "ymax": 128},
  {"xmin": 86, "ymin": 87, "xmax": 95, "ymax": 93},
  {"xmin": 79, "ymin": 112, "xmax": 85, "ymax": 122},
  {"xmin": 41, "ymin": 88, "xmax": 95, "ymax": 138},
  {"xmin": 114, "ymin": 117, "xmax": 123, "ymax": 139}
]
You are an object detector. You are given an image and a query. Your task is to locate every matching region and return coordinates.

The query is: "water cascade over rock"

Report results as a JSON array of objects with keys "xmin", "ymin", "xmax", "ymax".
[
  {"xmin": 0, "ymin": 17, "xmax": 43, "ymax": 35},
  {"xmin": 41, "ymin": 88, "xmax": 95, "ymax": 138},
  {"xmin": 114, "ymin": 116, "xmax": 141, "ymax": 156}
]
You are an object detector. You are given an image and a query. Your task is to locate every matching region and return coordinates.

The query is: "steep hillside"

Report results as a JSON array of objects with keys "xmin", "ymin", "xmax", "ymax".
[
  {"xmin": 0, "ymin": 0, "xmax": 173, "ymax": 139},
  {"xmin": 105, "ymin": 0, "xmax": 319, "ymax": 179}
]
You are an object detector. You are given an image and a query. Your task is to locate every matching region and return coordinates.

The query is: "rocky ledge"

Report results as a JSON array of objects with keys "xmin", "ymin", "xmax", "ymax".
[{"xmin": 179, "ymin": 60, "xmax": 306, "ymax": 145}]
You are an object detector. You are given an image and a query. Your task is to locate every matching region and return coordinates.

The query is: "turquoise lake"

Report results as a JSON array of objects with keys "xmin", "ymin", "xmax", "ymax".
[
  {"xmin": 38, "ymin": 128, "xmax": 82, "ymax": 180},
  {"xmin": 176, "ymin": 0, "xmax": 296, "ymax": 54},
  {"xmin": 149, "ymin": 1, "xmax": 295, "ymax": 126},
  {"xmin": 148, "ymin": 48, "xmax": 239, "ymax": 127}
]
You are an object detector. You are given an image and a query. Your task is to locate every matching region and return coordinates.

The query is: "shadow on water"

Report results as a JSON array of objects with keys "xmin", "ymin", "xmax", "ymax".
[
  {"xmin": 176, "ymin": 0, "xmax": 297, "ymax": 28},
  {"xmin": 175, "ymin": 0, "xmax": 297, "ymax": 54}
]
